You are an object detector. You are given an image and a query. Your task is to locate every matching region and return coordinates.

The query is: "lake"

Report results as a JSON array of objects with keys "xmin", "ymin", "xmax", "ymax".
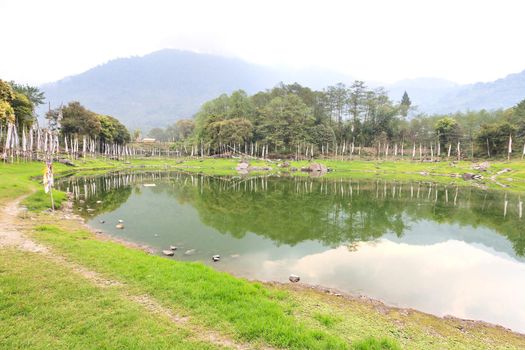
[{"xmin": 57, "ymin": 171, "xmax": 525, "ymax": 333}]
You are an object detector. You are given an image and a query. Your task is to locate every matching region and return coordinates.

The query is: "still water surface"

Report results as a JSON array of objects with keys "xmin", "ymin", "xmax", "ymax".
[{"xmin": 58, "ymin": 171, "xmax": 525, "ymax": 333}]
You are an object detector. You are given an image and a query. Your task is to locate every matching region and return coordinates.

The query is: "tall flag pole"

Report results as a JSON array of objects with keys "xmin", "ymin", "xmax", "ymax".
[
  {"xmin": 508, "ymin": 134, "xmax": 512, "ymax": 161},
  {"xmin": 43, "ymin": 160, "xmax": 55, "ymax": 211}
]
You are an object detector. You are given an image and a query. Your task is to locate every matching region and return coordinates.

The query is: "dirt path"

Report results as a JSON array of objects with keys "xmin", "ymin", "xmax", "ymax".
[
  {"xmin": 0, "ymin": 196, "xmax": 266, "ymax": 350},
  {"xmin": 0, "ymin": 196, "xmax": 48, "ymax": 253}
]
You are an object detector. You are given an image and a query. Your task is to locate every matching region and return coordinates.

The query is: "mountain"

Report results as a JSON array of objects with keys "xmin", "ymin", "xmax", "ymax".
[
  {"xmin": 40, "ymin": 49, "xmax": 352, "ymax": 130},
  {"xmin": 428, "ymin": 70, "xmax": 525, "ymax": 114},
  {"xmin": 40, "ymin": 49, "xmax": 525, "ymax": 129},
  {"xmin": 386, "ymin": 78, "xmax": 461, "ymax": 108},
  {"xmin": 388, "ymin": 72, "xmax": 525, "ymax": 115}
]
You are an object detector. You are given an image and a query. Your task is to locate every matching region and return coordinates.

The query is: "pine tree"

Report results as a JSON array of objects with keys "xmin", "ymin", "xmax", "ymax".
[{"xmin": 400, "ymin": 91, "xmax": 411, "ymax": 117}]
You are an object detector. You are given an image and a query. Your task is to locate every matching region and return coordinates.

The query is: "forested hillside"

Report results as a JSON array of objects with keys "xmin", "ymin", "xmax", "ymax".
[{"xmin": 41, "ymin": 49, "xmax": 525, "ymax": 129}]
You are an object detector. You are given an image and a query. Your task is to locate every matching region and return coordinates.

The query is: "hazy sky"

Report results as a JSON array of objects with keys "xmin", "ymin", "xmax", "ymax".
[{"xmin": 1, "ymin": 0, "xmax": 524, "ymax": 85}]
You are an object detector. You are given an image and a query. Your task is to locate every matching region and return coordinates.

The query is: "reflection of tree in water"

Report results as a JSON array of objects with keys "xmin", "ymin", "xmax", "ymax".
[
  {"xmin": 59, "ymin": 172, "xmax": 525, "ymax": 256},
  {"xmin": 164, "ymin": 176, "xmax": 525, "ymax": 256},
  {"xmin": 79, "ymin": 186, "xmax": 133, "ymax": 217},
  {"xmin": 57, "ymin": 171, "xmax": 178, "ymax": 218}
]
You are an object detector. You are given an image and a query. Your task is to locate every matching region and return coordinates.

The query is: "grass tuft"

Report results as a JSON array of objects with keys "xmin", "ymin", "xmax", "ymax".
[{"xmin": 351, "ymin": 337, "xmax": 401, "ymax": 350}]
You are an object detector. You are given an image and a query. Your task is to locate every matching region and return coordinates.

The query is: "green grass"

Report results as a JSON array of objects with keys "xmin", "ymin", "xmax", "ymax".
[
  {"xmin": 3, "ymin": 158, "xmax": 525, "ymax": 349},
  {"xmin": 351, "ymin": 337, "xmax": 401, "ymax": 350},
  {"xmin": 0, "ymin": 249, "xmax": 220, "ymax": 350},
  {"xmin": 22, "ymin": 188, "xmax": 67, "ymax": 211},
  {"xmin": 31, "ymin": 225, "xmax": 349, "ymax": 349},
  {"xmin": 29, "ymin": 224, "xmax": 525, "ymax": 349}
]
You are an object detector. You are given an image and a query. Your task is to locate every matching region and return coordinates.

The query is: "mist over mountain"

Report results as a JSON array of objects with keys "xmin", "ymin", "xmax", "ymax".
[
  {"xmin": 40, "ymin": 49, "xmax": 352, "ymax": 129},
  {"xmin": 387, "ymin": 72, "xmax": 525, "ymax": 114},
  {"xmin": 40, "ymin": 49, "xmax": 525, "ymax": 130},
  {"xmin": 386, "ymin": 78, "xmax": 462, "ymax": 108}
]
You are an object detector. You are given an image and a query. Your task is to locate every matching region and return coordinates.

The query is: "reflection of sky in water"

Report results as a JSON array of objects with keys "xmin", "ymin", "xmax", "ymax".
[
  {"xmin": 62, "ymin": 175, "xmax": 525, "ymax": 333},
  {"xmin": 257, "ymin": 240, "xmax": 525, "ymax": 333}
]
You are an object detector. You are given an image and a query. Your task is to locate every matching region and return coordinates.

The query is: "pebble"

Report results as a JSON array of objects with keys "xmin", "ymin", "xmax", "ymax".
[
  {"xmin": 289, "ymin": 274, "xmax": 300, "ymax": 283},
  {"xmin": 170, "ymin": 245, "xmax": 177, "ymax": 251},
  {"xmin": 100, "ymin": 220, "xmax": 105, "ymax": 224},
  {"xmin": 115, "ymin": 223, "xmax": 124, "ymax": 229},
  {"xmin": 212, "ymin": 255, "xmax": 220, "ymax": 262}
]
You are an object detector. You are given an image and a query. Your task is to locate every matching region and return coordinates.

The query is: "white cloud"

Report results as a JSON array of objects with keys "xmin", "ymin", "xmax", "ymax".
[{"xmin": 1, "ymin": 0, "xmax": 524, "ymax": 85}]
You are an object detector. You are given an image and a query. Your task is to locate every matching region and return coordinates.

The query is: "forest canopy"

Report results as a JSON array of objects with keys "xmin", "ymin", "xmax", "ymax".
[{"xmin": 149, "ymin": 81, "xmax": 525, "ymax": 158}]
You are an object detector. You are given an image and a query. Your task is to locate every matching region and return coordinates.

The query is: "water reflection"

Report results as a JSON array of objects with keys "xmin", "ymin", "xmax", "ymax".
[
  {"xmin": 59, "ymin": 172, "xmax": 525, "ymax": 257},
  {"xmin": 57, "ymin": 172, "xmax": 525, "ymax": 332}
]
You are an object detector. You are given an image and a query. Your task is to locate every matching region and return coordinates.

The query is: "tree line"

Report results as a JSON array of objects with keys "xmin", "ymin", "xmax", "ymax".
[
  {"xmin": 149, "ymin": 81, "xmax": 525, "ymax": 159},
  {"xmin": 1, "ymin": 78, "xmax": 131, "ymax": 160}
]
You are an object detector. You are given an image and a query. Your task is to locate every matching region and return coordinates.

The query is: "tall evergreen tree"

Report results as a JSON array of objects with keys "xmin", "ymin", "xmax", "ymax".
[{"xmin": 400, "ymin": 91, "xmax": 411, "ymax": 117}]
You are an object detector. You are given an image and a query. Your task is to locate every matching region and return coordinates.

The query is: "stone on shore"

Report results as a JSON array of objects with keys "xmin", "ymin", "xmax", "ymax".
[
  {"xmin": 236, "ymin": 161, "xmax": 249, "ymax": 171},
  {"xmin": 301, "ymin": 163, "xmax": 327, "ymax": 173},
  {"xmin": 289, "ymin": 274, "xmax": 300, "ymax": 283},
  {"xmin": 162, "ymin": 250, "xmax": 174, "ymax": 256}
]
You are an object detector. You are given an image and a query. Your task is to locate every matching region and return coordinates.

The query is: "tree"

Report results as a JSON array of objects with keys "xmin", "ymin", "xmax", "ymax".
[
  {"xmin": 0, "ymin": 100, "xmax": 15, "ymax": 124},
  {"xmin": 45, "ymin": 107, "xmax": 62, "ymax": 132},
  {"xmin": 11, "ymin": 92, "xmax": 35, "ymax": 130},
  {"xmin": 435, "ymin": 117, "xmax": 461, "ymax": 150},
  {"xmin": 9, "ymin": 82, "xmax": 45, "ymax": 107},
  {"xmin": 61, "ymin": 102, "xmax": 101, "ymax": 138},
  {"xmin": 97, "ymin": 115, "xmax": 130, "ymax": 145},
  {"xmin": 476, "ymin": 121, "xmax": 516, "ymax": 157},
  {"xmin": 205, "ymin": 118, "xmax": 253, "ymax": 148},
  {"xmin": 348, "ymin": 81, "xmax": 366, "ymax": 125},
  {"xmin": 228, "ymin": 90, "xmax": 254, "ymax": 120},
  {"xmin": 173, "ymin": 119, "xmax": 195, "ymax": 141},
  {"xmin": 400, "ymin": 91, "xmax": 411, "ymax": 117},
  {"xmin": 256, "ymin": 94, "xmax": 314, "ymax": 149},
  {"xmin": 0, "ymin": 80, "xmax": 14, "ymax": 103},
  {"xmin": 325, "ymin": 83, "xmax": 348, "ymax": 134},
  {"xmin": 147, "ymin": 128, "xmax": 167, "ymax": 141},
  {"xmin": 309, "ymin": 123, "xmax": 336, "ymax": 148}
]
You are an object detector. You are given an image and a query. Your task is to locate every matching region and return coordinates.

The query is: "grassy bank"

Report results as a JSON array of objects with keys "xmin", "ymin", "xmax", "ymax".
[
  {"xmin": 3, "ymin": 157, "xmax": 525, "ymax": 202},
  {"xmin": 0, "ymin": 249, "xmax": 220, "ymax": 350},
  {"xmin": 25, "ymin": 222, "xmax": 525, "ymax": 349},
  {"xmin": 2, "ymin": 158, "xmax": 525, "ymax": 349}
]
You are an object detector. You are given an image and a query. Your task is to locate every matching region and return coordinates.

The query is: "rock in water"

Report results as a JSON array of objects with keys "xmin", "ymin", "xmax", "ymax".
[
  {"xmin": 289, "ymin": 274, "xmax": 300, "ymax": 283},
  {"xmin": 212, "ymin": 255, "xmax": 220, "ymax": 262},
  {"xmin": 162, "ymin": 250, "xmax": 174, "ymax": 256},
  {"xmin": 118, "ymin": 219, "xmax": 124, "ymax": 223},
  {"xmin": 115, "ymin": 224, "xmax": 124, "ymax": 229},
  {"xmin": 170, "ymin": 245, "xmax": 177, "ymax": 251},
  {"xmin": 99, "ymin": 220, "xmax": 105, "ymax": 224}
]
